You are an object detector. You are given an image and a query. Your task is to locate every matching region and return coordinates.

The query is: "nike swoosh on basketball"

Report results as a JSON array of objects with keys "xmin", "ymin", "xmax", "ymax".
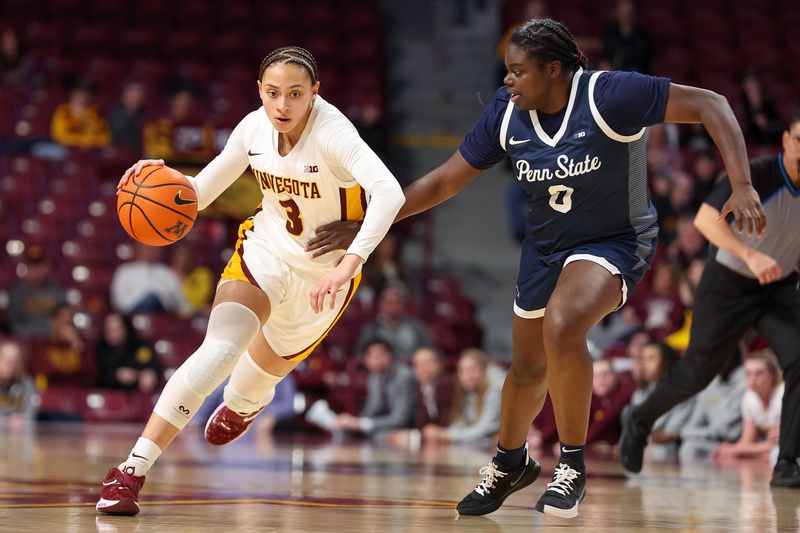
[
  {"xmin": 509, "ymin": 137, "xmax": 531, "ymax": 145},
  {"xmin": 247, "ymin": 149, "xmax": 263, "ymax": 156},
  {"xmin": 174, "ymin": 191, "xmax": 197, "ymax": 205}
]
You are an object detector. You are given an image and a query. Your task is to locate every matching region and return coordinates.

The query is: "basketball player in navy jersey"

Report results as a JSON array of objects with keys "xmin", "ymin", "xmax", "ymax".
[{"xmin": 307, "ymin": 18, "xmax": 765, "ymax": 518}]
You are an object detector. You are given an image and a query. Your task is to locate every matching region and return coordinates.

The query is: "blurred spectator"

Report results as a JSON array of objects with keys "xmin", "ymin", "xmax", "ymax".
[
  {"xmin": 352, "ymin": 102, "xmax": 388, "ymax": 160},
  {"xmin": 666, "ymin": 215, "xmax": 707, "ymax": 268},
  {"xmin": 7, "ymin": 245, "xmax": 68, "ymax": 338},
  {"xmin": 629, "ymin": 341, "xmax": 695, "ymax": 461},
  {"xmin": 355, "ymin": 284, "xmax": 429, "ymax": 359},
  {"xmin": 741, "ymin": 72, "xmax": 783, "ymax": 147},
  {"xmin": 587, "ymin": 306, "xmax": 640, "ymax": 358},
  {"xmin": 291, "ymin": 349, "xmax": 338, "ymax": 405},
  {"xmin": 711, "ymin": 349, "xmax": 783, "ymax": 463},
  {"xmin": 658, "ymin": 171, "xmax": 695, "ymax": 242},
  {"xmin": 94, "ymin": 313, "xmax": 162, "ymax": 393},
  {"xmin": 29, "ymin": 306, "xmax": 96, "ymax": 389},
  {"xmin": 629, "ymin": 261, "xmax": 684, "ymax": 338},
  {"xmin": 586, "ymin": 359, "xmax": 636, "ymax": 451},
  {"xmin": 387, "ymin": 347, "xmax": 454, "ymax": 447},
  {"xmin": 110, "ymin": 243, "xmax": 192, "ymax": 316},
  {"xmin": 421, "ymin": 348, "xmax": 502, "ymax": 444},
  {"xmin": 170, "ymin": 244, "xmax": 213, "ymax": 314},
  {"xmin": 361, "ymin": 233, "xmax": 406, "ymax": 300},
  {"xmin": 600, "ymin": 0, "xmax": 652, "ymax": 73},
  {"xmin": 689, "ymin": 152, "xmax": 720, "ymax": 210},
  {"xmin": 664, "ymin": 257, "xmax": 706, "ymax": 352},
  {"xmin": 678, "ymin": 359, "xmax": 745, "ymax": 463},
  {"xmin": 308, "ymin": 340, "xmax": 415, "ymax": 436},
  {"xmin": 198, "ymin": 374, "xmax": 297, "ymax": 435},
  {"xmin": 496, "ymin": 1, "xmax": 549, "ymax": 83},
  {"xmin": 143, "ymin": 90, "xmax": 215, "ymax": 164},
  {"xmin": 646, "ymin": 123, "xmax": 683, "ymax": 175},
  {"xmin": 109, "ymin": 81, "xmax": 147, "ymax": 157},
  {"xmin": 50, "ymin": 84, "xmax": 110, "ymax": 149},
  {"xmin": 0, "ymin": 339, "xmax": 38, "ymax": 427},
  {"xmin": 0, "ymin": 27, "xmax": 36, "ymax": 89}
]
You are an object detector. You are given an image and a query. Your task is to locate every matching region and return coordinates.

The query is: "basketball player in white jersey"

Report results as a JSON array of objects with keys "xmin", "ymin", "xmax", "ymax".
[{"xmin": 96, "ymin": 47, "xmax": 404, "ymax": 515}]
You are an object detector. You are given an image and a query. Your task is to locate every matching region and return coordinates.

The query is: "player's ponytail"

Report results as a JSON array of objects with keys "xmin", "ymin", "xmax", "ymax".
[{"xmin": 510, "ymin": 18, "xmax": 586, "ymax": 73}]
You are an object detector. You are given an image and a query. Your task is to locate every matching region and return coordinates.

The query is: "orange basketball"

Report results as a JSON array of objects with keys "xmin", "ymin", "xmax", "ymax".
[{"xmin": 117, "ymin": 166, "xmax": 198, "ymax": 246}]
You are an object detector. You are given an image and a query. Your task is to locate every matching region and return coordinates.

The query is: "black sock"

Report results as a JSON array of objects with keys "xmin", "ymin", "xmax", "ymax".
[
  {"xmin": 558, "ymin": 442, "xmax": 585, "ymax": 469},
  {"xmin": 493, "ymin": 442, "xmax": 527, "ymax": 470}
]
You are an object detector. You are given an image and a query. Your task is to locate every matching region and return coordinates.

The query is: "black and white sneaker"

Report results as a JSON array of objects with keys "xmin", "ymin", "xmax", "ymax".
[
  {"xmin": 456, "ymin": 455, "xmax": 541, "ymax": 516},
  {"xmin": 534, "ymin": 462, "xmax": 586, "ymax": 518}
]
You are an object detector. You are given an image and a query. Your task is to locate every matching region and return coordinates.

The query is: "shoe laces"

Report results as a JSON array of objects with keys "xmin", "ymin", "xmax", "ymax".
[
  {"xmin": 474, "ymin": 462, "xmax": 507, "ymax": 496},
  {"xmin": 546, "ymin": 463, "xmax": 581, "ymax": 497}
]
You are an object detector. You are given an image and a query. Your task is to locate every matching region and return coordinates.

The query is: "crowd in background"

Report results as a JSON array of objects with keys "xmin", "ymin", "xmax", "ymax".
[{"xmin": 0, "ymin": 0, "xmax": 794, "ymax": 467}]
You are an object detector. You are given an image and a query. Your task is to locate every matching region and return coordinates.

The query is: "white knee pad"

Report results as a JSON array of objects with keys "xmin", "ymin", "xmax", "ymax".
[
  {"xmin": 153, "ymin": 302, "xmax": 261, "ymax": 429},
  {"xmin": 223, "ymin": 351, "xmax": 284, "ymax": 415}
]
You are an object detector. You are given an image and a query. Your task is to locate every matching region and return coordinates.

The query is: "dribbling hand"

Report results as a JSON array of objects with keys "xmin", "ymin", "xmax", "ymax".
[{"xmin": 117, "ymin": 159, "xmax": 165, "ymax": 192}]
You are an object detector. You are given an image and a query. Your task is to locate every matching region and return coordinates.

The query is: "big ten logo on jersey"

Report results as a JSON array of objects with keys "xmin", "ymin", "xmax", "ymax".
[
  {"xmin": 304, "ymin": 165, "xmax": 319, "ymax": 173},
  {"xmin": 252, "ymin": 168, "xmax": 321, "ymax": 199}
]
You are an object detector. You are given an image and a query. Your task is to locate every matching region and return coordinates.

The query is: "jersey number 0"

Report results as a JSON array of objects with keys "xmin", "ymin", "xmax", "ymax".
[{"xmin": 548, "ymin": 185, "xmax": 574, "ymax": 213}]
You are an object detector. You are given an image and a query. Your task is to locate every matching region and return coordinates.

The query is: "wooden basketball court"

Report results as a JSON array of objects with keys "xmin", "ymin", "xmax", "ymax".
[{"xmin": 1, "ymin": 423, "xmax": 797, "ymax": 532}]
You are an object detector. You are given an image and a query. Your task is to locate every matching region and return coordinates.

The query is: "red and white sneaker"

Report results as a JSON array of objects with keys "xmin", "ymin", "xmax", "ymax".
[
  {"xmin": 204, "ymin": 403, "xmax": 263, "ymax": 445},
  {"xmin": 96, "ymin": 467, "xmax": 145, "ymax": 516}
]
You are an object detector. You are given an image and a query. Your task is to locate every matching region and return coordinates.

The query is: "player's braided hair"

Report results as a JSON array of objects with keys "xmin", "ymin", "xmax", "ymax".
[
  {"xmin": 258, "ymin": 46, "xmax": 319, "ymax": 84},
  {"xmin": 510, "ymin": 18, "xmax": 587, "ymax": 73}
]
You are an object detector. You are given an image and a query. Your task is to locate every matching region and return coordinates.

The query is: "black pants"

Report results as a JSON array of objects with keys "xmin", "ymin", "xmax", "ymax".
[{"xmin": 634, "ymin": 259, "xmax": 800, "ymax": 460}]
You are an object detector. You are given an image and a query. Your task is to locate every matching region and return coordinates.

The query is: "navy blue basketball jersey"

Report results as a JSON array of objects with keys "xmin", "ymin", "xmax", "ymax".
[{"xmin": 461, "ymin": 69, "xmax": 670, "ymax": 266}]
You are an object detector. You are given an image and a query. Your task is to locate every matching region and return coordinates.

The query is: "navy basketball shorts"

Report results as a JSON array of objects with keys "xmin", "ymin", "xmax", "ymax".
[{"xmin": 513, "ymin": 238, "xmax": 656, "ymax": 319}]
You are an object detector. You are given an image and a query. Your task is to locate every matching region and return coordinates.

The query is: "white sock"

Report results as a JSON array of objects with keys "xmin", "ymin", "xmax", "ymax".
[
  {"xmin": 223, "ymin": 351, "xmax": 283, "ymax": 415},
  {"xmin": 118, "ymin": 437, "xmax": 162, "ymax": 477}
]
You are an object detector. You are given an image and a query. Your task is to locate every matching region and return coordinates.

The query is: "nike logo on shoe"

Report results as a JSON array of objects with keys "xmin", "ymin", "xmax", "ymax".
[
  {"xmin": 508, "ymin": 468, "xmax": 527, "ymax": 488},
  {"xmin": 174, "ymin": 191, "xmax": 197, "ymax": 205},
  {"xmin": 247, "ymin": 149, "xmax": 263, "ymax": 156},
  {"xmin": 509, "ymin": 136, "xmax": 531, "ymax": 145},
  {"xmin": 102, "ymin": 480, "xmax": 119, "ymax": 486}
]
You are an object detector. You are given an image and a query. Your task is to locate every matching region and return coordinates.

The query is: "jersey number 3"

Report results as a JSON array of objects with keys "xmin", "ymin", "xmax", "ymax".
[
  {"xmin": 548, "ymin": 185, "xmax": 574, "ymax": 214},
  {"xmin": 279, "ymin": 198, "xmax": 304, "ymax": 235}
]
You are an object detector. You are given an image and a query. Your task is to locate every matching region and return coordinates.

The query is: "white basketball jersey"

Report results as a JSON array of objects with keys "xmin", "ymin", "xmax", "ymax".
[{"xmin": 191, "ymin": 96, "xmax": 402, "ymax": 276}]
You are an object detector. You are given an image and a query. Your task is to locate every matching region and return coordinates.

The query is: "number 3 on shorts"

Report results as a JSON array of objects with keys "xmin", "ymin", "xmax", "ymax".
[
  {"xmin": 279, "ymin": 198, "xmax": 304, "ymax": 235},
  {"xmin": 548, "ymin": 184, "xmax": 574, "ymax": 213}
]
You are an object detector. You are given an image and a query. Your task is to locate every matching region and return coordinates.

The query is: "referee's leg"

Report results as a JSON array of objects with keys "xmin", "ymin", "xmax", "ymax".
[
  {"xmin": 754, "ymin": 276, "xmax": 800, "ymax": 465},
  {"xmin": 634, "ymin": 263, "xmax": 763, "ymax": 429}
]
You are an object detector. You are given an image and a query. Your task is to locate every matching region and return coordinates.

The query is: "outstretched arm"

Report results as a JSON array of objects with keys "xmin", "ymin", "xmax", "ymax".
[
  {"xmin": 306, "ymin": 151, "xmax": 483, "ymax": 256},
  {"xmin": 395, "ymin": 150, "xmax": 483, "ymax": 221},
  {"xmin": 664, "ymin": 83, "xmax": 766, "ymax": 236}
]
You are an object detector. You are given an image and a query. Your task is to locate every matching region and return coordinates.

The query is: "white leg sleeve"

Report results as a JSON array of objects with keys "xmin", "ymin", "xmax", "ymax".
[
  {"xmin": 153, "ymin": 302, "xmax": 261, "ymax": 429},
  {"xmin": 223, "ymin": 351, "xmax": 284, "ymax": 415}
]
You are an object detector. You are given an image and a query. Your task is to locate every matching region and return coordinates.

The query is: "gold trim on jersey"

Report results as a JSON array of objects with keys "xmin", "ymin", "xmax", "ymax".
[
  {"xmin": 282, "ymin": 273, "xmax": 362, "ymax": 362},
  {"xmin": 338, "ymin": 185, "xmax": 367, "ymax": 221},
  {"xmin": 220, "ymin": 213, "xmax": 259, "ymax": 287}
]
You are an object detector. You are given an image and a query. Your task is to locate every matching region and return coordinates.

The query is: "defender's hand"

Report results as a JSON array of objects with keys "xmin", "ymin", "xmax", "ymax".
[{"xmin": 306, "ymin": 220, "xmax": 362, "ymax": 258}]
